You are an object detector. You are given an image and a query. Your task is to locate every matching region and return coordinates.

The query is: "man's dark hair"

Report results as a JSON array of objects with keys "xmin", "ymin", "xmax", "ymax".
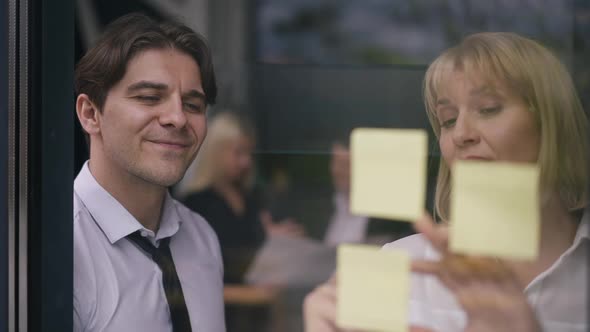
[{"xmin": 75, "ymin": 12, "xmax": 217, "ymax": 110}]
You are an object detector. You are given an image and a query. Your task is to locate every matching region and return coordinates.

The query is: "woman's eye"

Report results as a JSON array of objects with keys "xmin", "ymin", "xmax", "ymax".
[
  {"xmin": 480, "ymin": 106, "xmax": 501, "ymax": 114},
  {"xmin": 441, "ymin": 118, "xmax": 456, "ymax": 128}
]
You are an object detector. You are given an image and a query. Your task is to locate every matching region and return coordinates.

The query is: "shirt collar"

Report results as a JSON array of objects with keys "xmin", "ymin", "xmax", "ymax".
[
  {"xmin": 74, "ymin": 161, "xmax": 182, "ymax": 244},
  {"xmin": 573, "ymin": 205, "xmax": 590, "ymax": 246},
  {"xmin": 156, "ymin": 194, "xmax": 182, "ymax": 241},
  {"xmin": 423, "ymin": 205, "xmax": 590, "ymax": 261},
  {"xmin": 333, "ymin": 192, "xmax": 349, "ymax": 209}
]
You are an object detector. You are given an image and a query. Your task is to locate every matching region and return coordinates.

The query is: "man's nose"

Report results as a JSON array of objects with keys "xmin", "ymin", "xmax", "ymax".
[{"xmin": 159, "ymin": 96, "xmax": 187, "ymax": 128}]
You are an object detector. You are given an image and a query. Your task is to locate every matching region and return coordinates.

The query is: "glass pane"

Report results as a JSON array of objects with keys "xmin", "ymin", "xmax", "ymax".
[
  {"xmin": 74, "ymin": 1, "xmax": 590, "ymax": 331},
  {"xmin": 0, "ymin": 0, "xmax": 8, "ymax": 328}
]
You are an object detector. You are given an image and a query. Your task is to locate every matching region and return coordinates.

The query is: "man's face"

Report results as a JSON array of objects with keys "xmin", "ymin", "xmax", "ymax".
[
  {"xmin": 330, "ymin": 143, "xmax": 351, "ymax": 194},
  {"xmin": 96, "ymin": 48, "xmax": 208, "ymax": 188}
]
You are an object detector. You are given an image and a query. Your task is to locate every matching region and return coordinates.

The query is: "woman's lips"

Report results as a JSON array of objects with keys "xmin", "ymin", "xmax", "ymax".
[{"xmin": 463, "ymin": 156, "xmax": 491, "ymax": 161}]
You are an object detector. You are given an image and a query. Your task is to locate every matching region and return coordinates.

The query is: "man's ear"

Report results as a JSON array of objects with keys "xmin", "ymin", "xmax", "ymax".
[{"xmin": 76, "ymin": 94, "xmax": 101, "ymax": 135}]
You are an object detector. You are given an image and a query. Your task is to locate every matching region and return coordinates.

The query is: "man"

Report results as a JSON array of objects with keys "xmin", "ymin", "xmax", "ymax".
[
  {"xmin": 73, "ymin": 13, "xmax": 223, "ymax": 331},
  {"xmin": 322, "ymin": 142, "xmax": 370, "ymax": 245},
  {"xmin": 323, "ymin": 141, "xmax": 414, "ymax": 246},
  {"xmin": 269, "ymin": 139, "xmax": 413, "ymax": 246}
]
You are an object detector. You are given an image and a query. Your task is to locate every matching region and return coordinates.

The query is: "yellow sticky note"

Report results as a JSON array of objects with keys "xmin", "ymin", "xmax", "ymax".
[
  {"xmin": 337, "ymin": 244, "xmax": 410, "ymax": 332},
  {"xmin": 350, "ymin": 128, "xmax": 427, "ymax": 221},
  {"xmin": 450, "ymin": 161, "xmax": 540, "ymax": 260}
]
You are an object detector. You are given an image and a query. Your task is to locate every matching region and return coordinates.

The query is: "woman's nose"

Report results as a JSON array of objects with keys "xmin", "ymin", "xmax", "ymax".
[{"xmin": 452, "ymin": 114, "xmax": 480, "ymax": 147}]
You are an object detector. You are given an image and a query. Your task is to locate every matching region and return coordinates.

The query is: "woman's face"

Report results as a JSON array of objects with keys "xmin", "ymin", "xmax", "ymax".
[
  {"xmin": 219, "ymin": 134, "xmax": 254, "ymax": 184},
  {"xmin": 436, "ymin": 71, "xmax": 541, "ymax": 167}
]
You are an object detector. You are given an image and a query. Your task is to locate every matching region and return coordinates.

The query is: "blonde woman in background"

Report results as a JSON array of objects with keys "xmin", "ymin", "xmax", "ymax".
[
  {"xmin": 304, "ymin": 32, "xmax": 589, "ymax": 332},
  {"xmin": 178, "ymin": 111, "xmax": 305, "ymax": 284}
]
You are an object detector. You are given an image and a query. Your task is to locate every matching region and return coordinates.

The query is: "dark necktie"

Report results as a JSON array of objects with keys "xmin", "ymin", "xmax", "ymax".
[{"xmin": 127, "ymin": 231, "xmax": 192, "ymax": 332}]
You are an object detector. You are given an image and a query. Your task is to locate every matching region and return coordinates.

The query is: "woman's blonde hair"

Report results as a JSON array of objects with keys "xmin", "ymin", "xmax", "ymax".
[
  {"xmin": 423, "ymin": 32, "xmax": 589, "ymax": 221},
  {"xmin": 177, "ymin": 111, "xmax": 256, "ymax": 196}
]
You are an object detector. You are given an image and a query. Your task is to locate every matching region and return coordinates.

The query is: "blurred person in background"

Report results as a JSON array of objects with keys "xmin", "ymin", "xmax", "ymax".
[
  {"xmin": 178, "ymin": 111, "xmax": 307, "ymax": 331},
  {"xmin": 324, "ymin": 139, "xmax": 414, "ymax": 246},
  {"xmin": 177, "ymin": 111, "xmax": 305, "ymax": 284},
  {"xmin": 304, "ymin": 32, "xmax": 589, "ymax": 332},
  {"xmin": 268, "ymin": 134, "xmax": 415, "ymax": 247}
]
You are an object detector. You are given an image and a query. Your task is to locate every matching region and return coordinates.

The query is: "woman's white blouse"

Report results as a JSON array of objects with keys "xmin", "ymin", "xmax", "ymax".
[{"xmin": 383, "ymin": 208, "xmax": 589, "ymax": 332}]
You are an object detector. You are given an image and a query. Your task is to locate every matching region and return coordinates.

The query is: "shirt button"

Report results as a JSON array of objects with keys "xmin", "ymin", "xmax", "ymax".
[{"xmin": 140, "ymin": 230, "xmax": 148, "ymax": 237}]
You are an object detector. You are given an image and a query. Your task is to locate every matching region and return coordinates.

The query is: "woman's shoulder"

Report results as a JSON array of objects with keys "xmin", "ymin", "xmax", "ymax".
[
  {"xmin": 181, "ymin": 187, "xmax": 217, "ymax": 203},
  {"xmin": 382, "ymin": 233, "xmax": 440, "ymax": 260}
]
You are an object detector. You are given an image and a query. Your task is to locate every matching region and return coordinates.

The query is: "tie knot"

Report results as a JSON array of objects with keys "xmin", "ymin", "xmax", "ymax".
[{"xmin": 127, "ymin": 231, "xmax": 170, "ymax": 258}]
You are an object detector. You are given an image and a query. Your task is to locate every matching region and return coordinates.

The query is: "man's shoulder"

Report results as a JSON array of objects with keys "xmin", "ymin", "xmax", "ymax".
[
  {"xmin": 73, "ymin": 190, "xmax": 94, "ymax": 230},
  {"xmin": 72, "ymin": 190, "xmax": 106, "ymax": 259},
  {"xmin": 73, "ymin": 190, "xmax": 84, "ymax": 221}
]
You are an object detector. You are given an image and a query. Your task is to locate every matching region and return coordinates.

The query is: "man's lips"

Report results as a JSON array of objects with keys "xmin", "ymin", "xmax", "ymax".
[{"xmin": 148, "ymin": 140, "xmax": 192, "ymax": 150}]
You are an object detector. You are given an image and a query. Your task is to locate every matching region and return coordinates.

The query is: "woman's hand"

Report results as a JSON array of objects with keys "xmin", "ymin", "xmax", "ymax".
[
  {"xmin": 304, "ymin": 276, "xmax": 339, "ymax": 332},
  {"xmin": 304, "ymin": 276, "xmax": 364, "ymax": 332},
  {"xmin": 411, "ymin": 213, "xmax": 542, "ymax": 332},
  {"xmin": 260, "ymin": 210, "xmax": 306, "ymax": 238},
  {"xmin": 303, "ymin": 213, "xmax": 542, "ymax": 332},
  {"xmin": 302, "ymin": 274, "xmax": 448, "ymax": 332}
]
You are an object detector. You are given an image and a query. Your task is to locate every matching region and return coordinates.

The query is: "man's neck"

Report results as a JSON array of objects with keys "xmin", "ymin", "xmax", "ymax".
[{"xmin": 88, "ymin": 158, "xmax": 166, "ymax": 233}]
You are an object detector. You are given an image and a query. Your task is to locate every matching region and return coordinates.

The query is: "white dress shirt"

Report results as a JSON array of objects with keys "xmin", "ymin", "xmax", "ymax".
[
  {"xmin": 324, "ymin": 192, "xmax": 369, "ymax": 246},
  {"xmin": 73, "ymin": 162, "xmax": 225, "ymax": 332},
  {"xmin": 383, "ymin": 207, "xmax": 589, "ymax": 332}
]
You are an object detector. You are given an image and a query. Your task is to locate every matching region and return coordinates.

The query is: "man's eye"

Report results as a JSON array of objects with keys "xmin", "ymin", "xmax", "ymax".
[
  {"xmin": 135, "ymin": 95, "xmax": 160, "ymax": 102},
  {"xmin": 184, "ymin": 102, "xmax": 203, "ymax": 113}
]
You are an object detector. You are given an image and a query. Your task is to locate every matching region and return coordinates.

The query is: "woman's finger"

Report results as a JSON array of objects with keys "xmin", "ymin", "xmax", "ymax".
[
  {"xmin": 411, "ymin": 259, "xmax": 440, "ymax": 275},
  {"xmin": 413, "ymin": 213, "xmax": 449, "ymax": 253},
  {"xmin": 410, "ymin": 327, "xmax": 436, "ymax": 332},
  {"xmin": 442, "ymin": 255, "xmax": 516, "ymax": 283},
  {"xmin": 412, "ymin": 258, "xmax": 464, "ymax": 292},
  {"xmin": 304, "ymin": 281, "xmax": 338, "ymax": 332}
]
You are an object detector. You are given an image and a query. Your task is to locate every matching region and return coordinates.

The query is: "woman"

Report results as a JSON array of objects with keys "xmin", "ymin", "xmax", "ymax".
[
  {"xmin": 179, "ymin": 111, "xmax": 304, "ymax": 284},
  {"xmin": 304, "ymin": 32, "xmax": 589, "ymax": 331}
]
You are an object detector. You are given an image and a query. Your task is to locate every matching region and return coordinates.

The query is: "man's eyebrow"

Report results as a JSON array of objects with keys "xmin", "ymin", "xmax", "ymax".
[
  {"xmin": 127, "ymin": 81, "xmax": 206, "ymax": 101},
  {"xmin": 184, "ymin": 90, "xmax": 206, "ymax": 100},
  {"xmin": 126, "ymin": 81, "xmax": 168, "ymax": 93}
]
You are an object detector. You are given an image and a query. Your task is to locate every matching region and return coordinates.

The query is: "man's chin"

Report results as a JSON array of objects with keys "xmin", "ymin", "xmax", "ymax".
[
  {"xmin": 160, "ymin": 169, "xmax": 187, "ymax": 187},
  {"xmin": 137, "ymin": 167, "xmax": 186, "ymax": 188}
]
